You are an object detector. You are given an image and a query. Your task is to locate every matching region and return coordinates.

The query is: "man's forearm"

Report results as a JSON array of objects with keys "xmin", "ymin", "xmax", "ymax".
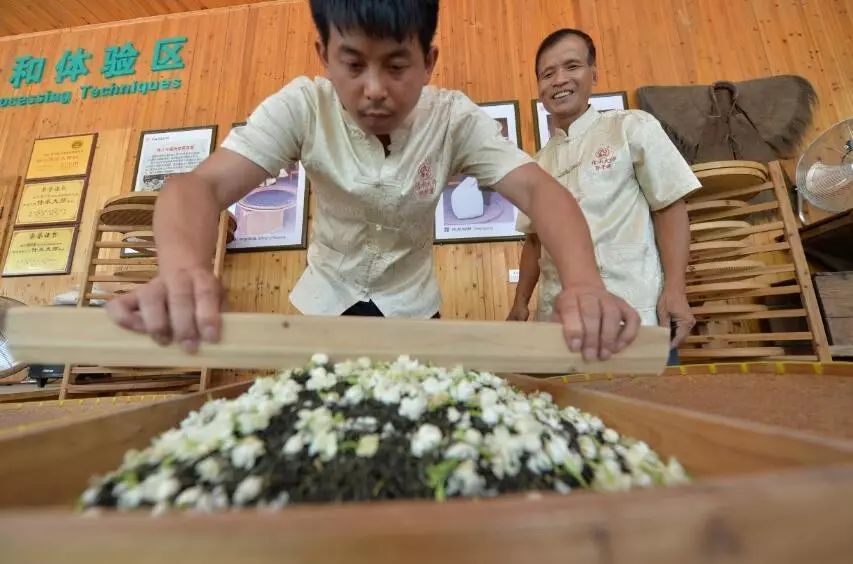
[
  {"xmin": 652, "ymin": 200, "xmax": 690, "ymax": 290},
  {"xmin": 153, "ymin": 173, "xmax": 222, "ymax": 273},
  {"xmin": 513, "ymin": 234, "xmax": 541, "ymax": 306}
]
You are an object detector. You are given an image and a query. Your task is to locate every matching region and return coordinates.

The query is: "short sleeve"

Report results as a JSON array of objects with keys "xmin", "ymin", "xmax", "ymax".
[
  {"xmin": 627, "ymin": 111, "xmax": 701, "ymax": 210},
  {"xmin": 449, "ymin": 94, "xmax": 533, "ymax": 187},
  {"xmin": 515, "ymin": 209, "xmax": 535, "ymax": 233},
  {"xmin": 222, "ymin": 76, "xmax": 316, "ymax": 176}
]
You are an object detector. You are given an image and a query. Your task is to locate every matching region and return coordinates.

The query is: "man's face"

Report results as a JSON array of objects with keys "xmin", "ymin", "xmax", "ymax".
[
  {"xmin": 317, "ymin": 28, "xmax": 438, "ymax": 136},
  {"xmin": 537, "ymin": 35, "xmax": 597, "ymax": 126}
]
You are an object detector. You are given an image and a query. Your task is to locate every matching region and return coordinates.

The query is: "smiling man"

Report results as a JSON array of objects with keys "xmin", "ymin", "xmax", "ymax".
[
  {"xmin": 508, "ymin": 29, "xmax": 701, "ymax": 362},
  {"xmin": 107, "ymin": 2, "xmax": 641, "ymax": 363}
]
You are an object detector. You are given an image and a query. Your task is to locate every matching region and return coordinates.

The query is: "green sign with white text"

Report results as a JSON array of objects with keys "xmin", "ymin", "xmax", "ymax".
[{"xmin": 1, "ymin": 36, "xmax": 188, "ymax": 109}]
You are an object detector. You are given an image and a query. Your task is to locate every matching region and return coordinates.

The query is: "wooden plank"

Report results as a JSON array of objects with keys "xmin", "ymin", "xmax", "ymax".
[
  {"xmin": 678, "ymin": 347, "xmax": 787, "ymax": 359},
  {"xmin": 87, "ymin": 274, "xmax": 157, "ymax": 283},
  {"xmin": 827, "ymin": 318, "xmax": 853, "ymax": 347},
  {"xmin": 686, "ymin": 264, "xmax": 797, "ymax": 284},
  {"xmin": 686, "ymin": 280, "xmax": 768, "ymax": 294},
  {"xmin": 769, "ymin": 162, "xmax": 832, "ymax": 362},
  {"xmin": 690, "ymin": 242, "xmax": 791, "ymax": 263},
  {"xmin": 814, "ymin": 272, "xmax": 853, "ymax": 317},
  {"xmin": 0, "ymin": 463, "xmax": 851, "ymax": 564},
  {"xmin": 66, "ymin": 381, "xmax": 196, "ymax": 393},
  {"xmin": 97, "ymin": 225, "xmax": 159, "ymax": 233},
  {"xmin": 0, "ymin": 389, "xmax": 60, "ymax": 404},
  {"xmin": 689, "ymin": 200, "xmax": 779, "ymax": 223},
  {"xmin": 693, "ymin": 308, "xmax": 807, "ymax": 321},
  {"xmin": 95, "ymin": 241, "xmax": 157, "ymax": 249},
  {"xmin": 92, "ymin": 258, "xmax": 158, "ymax": 266},
  {"xmin": 688, "ymin": 284, "xmax": 802, "ymax": 301},
  {"xmin": 686, "ymin": 181, "xmax": 774, "ymax": 204},
  {"xmin": 691, "ymin": 303, "xmax": 769, "ymax": 315},
  {"xmin": 683, "ymin": 332, "xmax": 813, "ymax": 345},
  {"xmin": 686, "ymin": 199, "xmax": 747, "ymax": 213},
  {"xmin": 691, "ymin": 221, "xmax": 784, "ymax": 243},
  {"xmin": 3, "ymin": 308, "xmax": 671, "ymax": 375},
  {"xmin": 689, "ymin": 220, "xmax": 753, "ymax": 238}
]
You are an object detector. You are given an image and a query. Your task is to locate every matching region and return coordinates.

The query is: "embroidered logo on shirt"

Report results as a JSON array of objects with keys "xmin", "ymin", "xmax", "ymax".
[
  {"xmin": 414, "ymin": 159, "xmax": 436, "ymax": 198},
  {"xmin": 591, "ymin": 146, "xmax": 616, "ymax": 171}
]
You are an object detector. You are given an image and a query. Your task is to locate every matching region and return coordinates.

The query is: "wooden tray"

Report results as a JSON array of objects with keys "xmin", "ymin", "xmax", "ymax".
[
  {"xmin": 686, "ymin": 199, "xmax": 748, "ymax": 214},
  {"xmin": 691, "ymin": 160, "xmax": 769, "ymax": 175},
  {"xmin": 686, "ymin": 259, "xmax": 766, "ymax": 275},
  {"xmin": 99, "ymin": 204, "xmax": 154, "ymax": 227},
  {"xmin": 0, "ymin": 372, "xmax": 851, "ymax": 563},
  {"xmin": 103, "ymin": 193, "xmax": 158, "ymax": 208},
  {"xmin": 686, "ymin": 280, "xmax": 769, "ymax": 299},
  {"xmin": 689, "ymin": 220, "xmax": 752, "ymax": 239},
  {"xmin": 694, "ymin": 167, "xmax": 769, "ymax": 194}
]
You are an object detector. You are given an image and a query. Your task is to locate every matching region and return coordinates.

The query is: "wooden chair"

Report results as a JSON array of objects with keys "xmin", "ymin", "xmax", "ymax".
[
  {"xmin": 58, "ymin": 193, "xmax": 234, "ymax": 398},
  {"xmin": 680, "ymin": 161, "xmax": 831, "ymax": 363}
]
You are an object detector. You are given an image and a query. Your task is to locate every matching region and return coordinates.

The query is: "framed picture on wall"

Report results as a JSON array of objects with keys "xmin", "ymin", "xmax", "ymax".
[
  {"xmin": 14, "ymin": 178, "xmax": 88, "ymax": 227},
  {"xmin": 434, "ymin": 101, "xmax": 525, "ymax": 244},
  {"xmin": 25, "ymin": 133, "xmax": 97, "ymax": 181},
  {"xmin": 533, "ymin": 91, "xmax": 629, "ymax": 150},
  {"xmin": 226, "ymin": 123, "xmax": 310, "ymax": 252},
  {"xmin": 2, "ymin": 225, "xmax": 78, "ymax": 277},
  {"xmin": 132, "ymin": 125, "xmax": 217, "ymax": 192}
]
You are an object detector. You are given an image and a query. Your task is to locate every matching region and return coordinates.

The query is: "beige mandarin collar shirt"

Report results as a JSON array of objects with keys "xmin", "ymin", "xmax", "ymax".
[
  {"xmin": 517, "ymin": 106, "xmax": 700, "ymax": 325},
  {"xmin": 223, "ymin": 77, "xmax": 532, "ymax": 317}
]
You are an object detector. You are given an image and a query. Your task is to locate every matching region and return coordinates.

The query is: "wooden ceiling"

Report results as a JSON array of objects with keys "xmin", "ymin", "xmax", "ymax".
[{"xmin": 0, "ymin": 0, "xmax": 278, "ymax": 38}]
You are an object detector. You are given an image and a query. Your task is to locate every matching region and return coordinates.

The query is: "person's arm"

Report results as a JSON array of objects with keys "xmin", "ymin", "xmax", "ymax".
[
  {"xmin": 652, "ymin": 199, "xmax": 695, "ymax": 346},
  {"xmin": 507, "ymin": 234, "xmax": 541, "ymax": 321},
  {"xmin": 106, "ymin": 150, "xmax": 270, "ymax": 351},
  {"xmin": 494, "ymin": 163, "xmax": 640, "ymax": 361}
]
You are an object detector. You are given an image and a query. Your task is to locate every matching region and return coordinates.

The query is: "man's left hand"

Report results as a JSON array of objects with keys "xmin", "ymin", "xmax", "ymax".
[
  {"xmin": 656, "ymin": 288, "xmax": 695, "ymax": 347},
  {"xmin": 553, "ymin": 285, "xmax": 641, "ymax": 362}
]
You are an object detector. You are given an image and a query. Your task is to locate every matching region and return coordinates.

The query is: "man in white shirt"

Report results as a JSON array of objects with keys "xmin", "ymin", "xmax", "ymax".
[
  {"xmin": 108, "ymin": 1, "xmax": 641, "ymax": 363},
  {"xmin": 508, "ymin": 29, "xmax": 700, "ymax": 362}
]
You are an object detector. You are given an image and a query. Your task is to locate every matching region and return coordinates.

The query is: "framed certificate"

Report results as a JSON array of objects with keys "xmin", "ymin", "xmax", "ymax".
[
  {"xmin": 14, "ymin": 178, "xmax": 87, "ymax": 227},
  {"xmin": 533, "ymin": 91, "xmax": 629, "ymax": 150},
  {"xmin": 25, "ymin": 133, "xmax": 97, "ymax": 180},
  {"xmin": 132, "ymin": 125, "xmax": 217, "ymax": 192},
  {"xmin": 434, "ymin": 101, "xmax": 525, "ymax": 244},
  {"xmin": 2, "ymin": 226, "xmax": 78, "ymax": 277}
]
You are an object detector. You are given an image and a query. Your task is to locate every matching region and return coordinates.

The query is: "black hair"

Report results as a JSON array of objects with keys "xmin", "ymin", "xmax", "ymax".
[
  {"xmin": 535, "ymin": 28, "xmax": 596, "ymax": 76},
  {"xmin": 310, "ymin": 0, "xmax": 440, "ymax": 57}
]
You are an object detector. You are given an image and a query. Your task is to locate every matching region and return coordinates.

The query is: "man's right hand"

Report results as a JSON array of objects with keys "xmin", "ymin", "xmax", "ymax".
[{"xmin": 106, "ymin": 267, "xmax": 224, "ymax": 353}]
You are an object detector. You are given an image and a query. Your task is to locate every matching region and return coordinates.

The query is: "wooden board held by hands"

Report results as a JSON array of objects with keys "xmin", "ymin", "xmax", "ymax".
[{"xmin": 2, "ymin": 307, "xmax": 670, "ymax": 375}]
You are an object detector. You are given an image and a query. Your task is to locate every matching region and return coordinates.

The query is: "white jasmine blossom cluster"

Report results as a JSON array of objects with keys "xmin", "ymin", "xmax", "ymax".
[{"xmin": 80, "ymin": 355, "xmax": 688, "ymax": 514}]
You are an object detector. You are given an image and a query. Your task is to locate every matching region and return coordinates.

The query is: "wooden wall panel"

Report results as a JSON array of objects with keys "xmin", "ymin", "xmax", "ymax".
[{"xmin": 0, "ymin": 0, "xmax": 851, "ymax": 326}]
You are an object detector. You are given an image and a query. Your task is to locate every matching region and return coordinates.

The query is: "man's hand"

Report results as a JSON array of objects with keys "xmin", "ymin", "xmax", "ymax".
[
  {"xmin": 506, "ymin": 301, "xmax": 530, "ymax": 322},
  {"xmin": 656, "ymin": 287, "xmax": 695, "ymax": 347},
  {"xmin": 106, "ymin": 267, "xmax": 224, "ymax": 353},
  {"xmin": 553, "ymin": 286, "xmax": 641, "ymax": 361}
]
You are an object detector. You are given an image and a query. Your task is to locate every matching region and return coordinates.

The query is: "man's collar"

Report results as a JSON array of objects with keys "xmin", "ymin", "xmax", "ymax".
[{"xmin": 550, "ymin": 105, "xmax": 600, "ymax": 141}]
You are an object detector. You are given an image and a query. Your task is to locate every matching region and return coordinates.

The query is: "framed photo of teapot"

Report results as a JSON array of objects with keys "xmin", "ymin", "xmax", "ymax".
[
  {"xmin": 434, "ymin": 101, "xmax": 526, "ymax": 244},
  {"xmin": 226, "ymin": 123, "xmax": 310, "ymax": 252}
]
